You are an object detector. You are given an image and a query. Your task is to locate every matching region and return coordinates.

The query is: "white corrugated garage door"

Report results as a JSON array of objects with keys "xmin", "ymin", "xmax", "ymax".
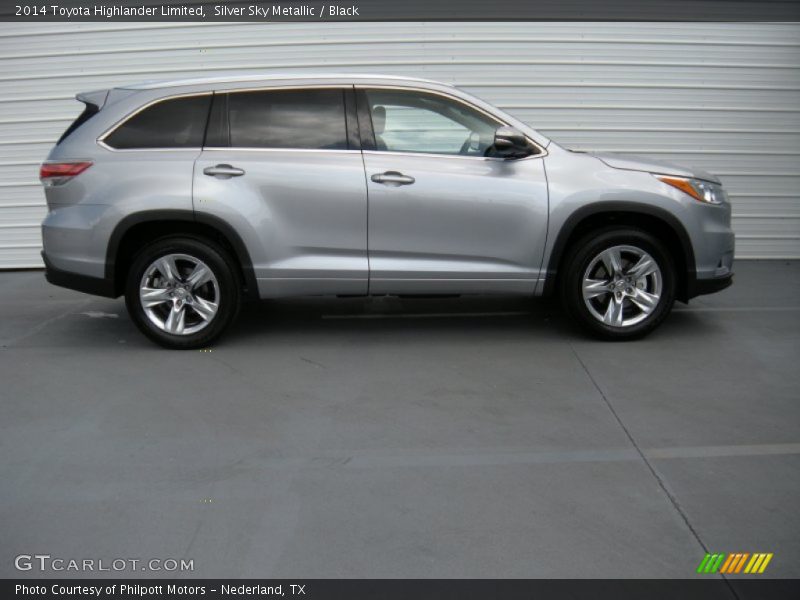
[{"xmin": 0, "ymin": 22, "xmax": 798, "ymax": 268}]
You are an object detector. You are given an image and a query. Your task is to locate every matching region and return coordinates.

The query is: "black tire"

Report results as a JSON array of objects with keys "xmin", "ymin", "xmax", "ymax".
[
  {"xmin": 559, "ymin": 227, "xmax": 676, "ymax": 340},
  {"xmin": 125, "ymin": 236, "xmax": 241, "ymax": 349}
]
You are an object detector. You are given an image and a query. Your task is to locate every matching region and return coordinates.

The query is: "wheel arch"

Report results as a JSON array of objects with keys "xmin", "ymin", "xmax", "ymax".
[
  {"xmin": 106, "ymin": 210, "xmax": 258, "ymax": 299},
  {"xmin": 543, "ymin": 202, "xmax": 696, "ymax": 302}
]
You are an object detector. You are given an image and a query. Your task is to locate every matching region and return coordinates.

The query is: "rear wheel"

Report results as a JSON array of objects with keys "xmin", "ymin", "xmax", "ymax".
[
  {"xmin": 560, "ymin": 227, "xmax": 676, "ymax": 340},
  {"xmin": 125, "ymin": 237, "xmax": 241, "ymax": 349}
]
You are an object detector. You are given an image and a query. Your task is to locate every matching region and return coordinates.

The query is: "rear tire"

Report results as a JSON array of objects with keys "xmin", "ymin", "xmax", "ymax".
[
  {"xmin": 125, "ymin": 237, "xmax": 241, "ymax": 349},
  {"xmin": 560, "ymin": 227, "xmax": 676, "ymax": 340}
]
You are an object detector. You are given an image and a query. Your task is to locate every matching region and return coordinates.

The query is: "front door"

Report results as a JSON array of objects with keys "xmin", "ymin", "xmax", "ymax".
[{"xmin": 357, "ymin": 88, "xmax": 549, "ymax": 295}]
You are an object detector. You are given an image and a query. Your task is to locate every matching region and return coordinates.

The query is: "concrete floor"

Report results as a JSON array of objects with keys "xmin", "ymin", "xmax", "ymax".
[{"xmin": 1, "ymin": 261, "xmax": 798, "ymax": 586}]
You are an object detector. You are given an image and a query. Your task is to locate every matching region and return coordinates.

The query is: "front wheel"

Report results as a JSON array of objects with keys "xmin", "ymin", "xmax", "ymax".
[
  {"xmin": 125, "ymin": 237, "xmax": 241, "ymax": 349},
  {"xmin": 560, "ymin": 228, "xmax": 676, "ymax": 340}
]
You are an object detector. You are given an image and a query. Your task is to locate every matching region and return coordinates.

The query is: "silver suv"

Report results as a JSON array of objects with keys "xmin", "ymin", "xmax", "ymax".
[{"xmin": 40, "ymin": 74, "xmax": 734, "ymax": 348}]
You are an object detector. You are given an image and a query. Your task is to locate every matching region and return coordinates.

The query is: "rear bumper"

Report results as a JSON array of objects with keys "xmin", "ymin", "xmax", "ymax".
[{"xmin": 42, "ymin": 252, "xmax": 116, "ymax": 298}]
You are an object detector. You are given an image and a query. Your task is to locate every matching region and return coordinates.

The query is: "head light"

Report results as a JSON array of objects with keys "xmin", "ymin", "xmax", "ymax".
[{"xmin": 656, "ymin": 175, "xmax": 727, "ymax": 205}]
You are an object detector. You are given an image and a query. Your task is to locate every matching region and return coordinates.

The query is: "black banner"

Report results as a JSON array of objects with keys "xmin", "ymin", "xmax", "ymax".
[
  {"xmin": 6, "ymin": 579, "xmax": 800, "ymax": 600},
  {"xmin": 2, "ymin": 0, "xmax": 800, "ymax": 22}
]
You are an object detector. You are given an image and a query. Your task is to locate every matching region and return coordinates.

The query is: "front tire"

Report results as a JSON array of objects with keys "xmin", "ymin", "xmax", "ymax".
[
  {"xmin": 125, "ymin": 237, "xmax": 241, "ymax": 349},
  {"xmin": 560, "ymin": 227, "xmax": 676, "ymax": 340}
]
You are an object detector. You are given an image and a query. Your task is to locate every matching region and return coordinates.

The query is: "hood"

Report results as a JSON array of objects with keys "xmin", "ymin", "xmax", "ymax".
[{"xmin": 587, "ymin": 152, "xmax": 721, "ymax": 185}]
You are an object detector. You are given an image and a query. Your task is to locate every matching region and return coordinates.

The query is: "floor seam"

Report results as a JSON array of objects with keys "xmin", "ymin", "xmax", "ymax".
[
  {"xmin": 0, "ymin": 297, "xmax": 93, "ymax": 348},
  {"xmin": 570, "ymin": 343, "xmax": 741, "ymax": 598}
]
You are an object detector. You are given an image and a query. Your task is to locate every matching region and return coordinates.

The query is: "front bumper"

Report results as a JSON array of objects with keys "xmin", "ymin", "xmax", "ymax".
[
  {"xmin": 686, "ymin": 272, "xmax": 733, "ymax": 299},
  {"xmin": 683, "ymin": 204, "xmax": 734, "ymax": 300}
]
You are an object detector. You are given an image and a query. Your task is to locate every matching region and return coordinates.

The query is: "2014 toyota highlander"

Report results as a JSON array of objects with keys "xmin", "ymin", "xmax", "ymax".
[{"xmin": 40, "ymin": 74, "xmax": 734, "ymax": 348}]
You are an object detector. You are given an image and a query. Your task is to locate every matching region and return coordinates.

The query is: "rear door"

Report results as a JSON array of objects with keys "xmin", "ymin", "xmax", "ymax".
[
  {"xmin": 193, "ymin": 86, "xmax": 368, "ymax": 297},
  {"xmin": 357, "ymin": 87, "xmax": 549, "ymax": 295}
]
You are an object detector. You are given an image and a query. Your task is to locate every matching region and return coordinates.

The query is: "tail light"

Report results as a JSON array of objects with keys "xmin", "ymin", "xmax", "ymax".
[{"xmin": 40, "ymin": 161, "xmax": 92, "ymax": 187}]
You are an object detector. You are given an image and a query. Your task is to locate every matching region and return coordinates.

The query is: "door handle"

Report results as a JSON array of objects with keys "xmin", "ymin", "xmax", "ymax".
[
  {"xmin": 203, "ymin": 164, "xmax": 245, "ymax": 178},
  {"xmin": 371, "ymin": 171, "xmax": 415, "ymax": 186}
]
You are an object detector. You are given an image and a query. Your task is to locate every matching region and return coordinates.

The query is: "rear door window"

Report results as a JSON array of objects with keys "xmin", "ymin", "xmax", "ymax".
[
  {"xmin": 226, "ymin": 89, "xmax": 348, "ymax": 150},
  {"xmin": 103, "ymin": 95, "xmax": 211, "ymax": 149}
]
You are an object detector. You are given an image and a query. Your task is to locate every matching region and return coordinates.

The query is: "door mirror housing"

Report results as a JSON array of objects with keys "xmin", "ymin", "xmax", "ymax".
[{"xmin": 493, "ymin": 126, "xmax": 532, "ymax": 158}]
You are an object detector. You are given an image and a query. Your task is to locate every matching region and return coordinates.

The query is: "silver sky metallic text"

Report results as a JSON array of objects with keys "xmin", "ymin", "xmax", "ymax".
[{"xmin": 213, "ymin": 5, "xmax": 360, "ymax": 18}]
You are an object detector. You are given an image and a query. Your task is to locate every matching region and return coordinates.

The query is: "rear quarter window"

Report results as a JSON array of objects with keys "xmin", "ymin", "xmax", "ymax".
[
  {"xmin": 57, "ymin": 103, "xmax": 99, "ymax": 145},
  {"xmin": 103, "ymin": 95, "xmax": 211, "ymax": 150}
]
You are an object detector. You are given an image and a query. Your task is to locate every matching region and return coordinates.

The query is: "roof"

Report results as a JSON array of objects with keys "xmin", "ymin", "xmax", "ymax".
[{"xmin": 119, "ymin": 73, "xmax": 450, "ymax": 90}]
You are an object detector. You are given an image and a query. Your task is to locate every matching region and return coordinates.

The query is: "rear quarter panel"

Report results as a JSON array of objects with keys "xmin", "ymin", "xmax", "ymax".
[{"xmin": 41, "ymin": 89, "xmax": 199, "ymax": 276}]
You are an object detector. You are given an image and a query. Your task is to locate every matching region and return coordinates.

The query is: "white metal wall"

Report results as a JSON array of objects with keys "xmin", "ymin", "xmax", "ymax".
[{"xmin": 1, "ymin": 22, "xmax": 798, "ymax": 268}]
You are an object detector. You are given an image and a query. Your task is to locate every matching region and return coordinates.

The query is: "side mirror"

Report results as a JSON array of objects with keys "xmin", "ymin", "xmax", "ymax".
[{"xmin": 493, "ymin": 126, "xmax": 531, "ymax": 158}]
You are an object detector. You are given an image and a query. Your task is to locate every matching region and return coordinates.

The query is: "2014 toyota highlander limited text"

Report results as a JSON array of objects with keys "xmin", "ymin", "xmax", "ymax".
[{"xmin": 39, "ymin": 74, "xmax": 734, "ymax": 348}]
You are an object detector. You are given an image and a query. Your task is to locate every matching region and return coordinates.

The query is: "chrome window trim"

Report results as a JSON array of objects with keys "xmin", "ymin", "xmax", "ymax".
[
  {"xmin": 202, "ymin": 147, "xmax": 531, "ymax": 161},
  {"xmin": 355, "ymin": 84, "xmax": 548, "ymax": 159},
  {"xmin": 361, "ymin": 149, "xmax": 541, "ymax": 162},
  {"xmin": 202, "ymin": 147, "xmax": 360, "ymax": 155},
  {"xmin": 97, "ymin": 142, "xmax": 203, "ymax": 152},
  {"xmin": 97, "ymin": 85, "xmax": 352, "ymax": 153},
  {"xmin": 97, "ymin": 91, "xmax": 213, "ymax": 153},
  {"xmin": 97, "ymin": 82, "xmax": 546, "ymax": 158}
]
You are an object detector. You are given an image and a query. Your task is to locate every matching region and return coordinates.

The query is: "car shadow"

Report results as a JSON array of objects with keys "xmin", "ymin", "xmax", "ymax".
[
  {"xmin": 219, "ymin": 295, "xmax": 724, "ymax": 347},
  {"xmin": 36, "ymin": 294, "xmax": 726, "ymax": 350}
]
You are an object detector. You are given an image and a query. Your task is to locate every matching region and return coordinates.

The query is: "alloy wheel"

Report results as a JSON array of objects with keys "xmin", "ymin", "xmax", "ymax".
[
  {"xmin": 582, "ymin": 245, "xmax": 662, "ymax": 328},
  {"xmin": 139, "ymin": 253, "xmax": 220, "ymax": 335}
]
